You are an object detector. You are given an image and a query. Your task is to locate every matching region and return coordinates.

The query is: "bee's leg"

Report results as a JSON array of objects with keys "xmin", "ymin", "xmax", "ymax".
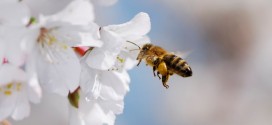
[
  {"xmin": 153, "ymin": 57, "xmax": 161, "ymax": 66},
  {"xmin": 157, "ymin": 71, "xmax": 161, "ymax": 79},
  {"xmin": 136, "ymin": 59, "xmax": 142, "ymax": 66},
  {"xmin": 162, "ymin": 74, "xmax": 170, "ymax": 89},
  {"xmin": 153, "ymin": 66, "xmax": 157, "ymax": 77},
  {"xmin": 157, "ymin": 61, "xmax": 169, "ymax": 89}
]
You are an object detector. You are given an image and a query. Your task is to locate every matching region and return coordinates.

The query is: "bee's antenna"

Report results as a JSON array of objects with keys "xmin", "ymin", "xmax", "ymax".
[{"xmin": 126, "ymin": 41, "xmax": 141, "ymax": 50}]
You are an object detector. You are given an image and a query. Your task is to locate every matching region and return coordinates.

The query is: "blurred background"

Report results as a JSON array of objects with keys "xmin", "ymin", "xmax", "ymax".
[{"xmin": 13, "ymin": 0, "xmax": 272, "ymax": 125}]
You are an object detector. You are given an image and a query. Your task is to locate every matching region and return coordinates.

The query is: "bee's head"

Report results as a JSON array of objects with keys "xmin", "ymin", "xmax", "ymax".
[
  {"xmin": 137, "ymin": 44, "xmax": 152, "ymax": 60},
  {"xmin": 141, "ymin": 44, "xmax": 152, "ymax": 52}
]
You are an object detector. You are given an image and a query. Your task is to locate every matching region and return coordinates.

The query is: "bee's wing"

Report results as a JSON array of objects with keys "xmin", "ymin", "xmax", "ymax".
[{"xmin": 171, "ymin": 50, "xmax": 193, "ymax": 59}]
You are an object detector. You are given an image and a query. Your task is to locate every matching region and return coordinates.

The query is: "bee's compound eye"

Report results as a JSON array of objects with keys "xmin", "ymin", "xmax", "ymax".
[
  {"xmin": 143, "ymin": 47, "xmax": 148, "ymax": 50},
  {"xmin": 142, "ymin": 44, "xmax": 151, "ymax": 51}
]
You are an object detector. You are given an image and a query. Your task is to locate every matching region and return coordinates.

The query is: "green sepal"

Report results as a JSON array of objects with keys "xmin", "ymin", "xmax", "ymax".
[{"xmin": 68, "ymin": 87, "xmax": 80, "ymax": 108}]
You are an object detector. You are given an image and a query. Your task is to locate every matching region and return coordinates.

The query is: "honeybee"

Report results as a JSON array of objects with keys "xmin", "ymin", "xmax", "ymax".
[{"xmin": 128, "ymin": 41, "xmax": 192, "ymax": 89}]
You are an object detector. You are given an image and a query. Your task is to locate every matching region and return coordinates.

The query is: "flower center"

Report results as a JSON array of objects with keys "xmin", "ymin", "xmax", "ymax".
[
  {"xmin": 36, "ymin": 27, "xmax": 69, "ymax": 63},
  {"xmin": 37, "ymin": 27, "xmax": 68, "ymax": 49},
  {"xmin": 37, "ymin": 27, "xmax": 58, "ymax": 47},
  {"xmin": 0, "ymin": 82, "xmax": 23, "ymax": 96}
]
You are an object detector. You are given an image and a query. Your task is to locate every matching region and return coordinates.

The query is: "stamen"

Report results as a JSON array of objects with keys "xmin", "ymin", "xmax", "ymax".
[
  {"xmin": 4, "ymin": 90, "xmax": 12, "ymax": 96},
  {"xmin": 36, "ymin": 27, "xmax": 69, "ymax": 64},
  {"xmin": 117, "ymin": 56, "xmax": 125, "ymax": 63},
  {"xmin": 0, "ymin": 82, "xmax": 23, "ymax": 96},
  {"xmin": 6, "ymin": 83, "xmax": 13, "ymax": 89},
  {"xmin": 48, "ymin": 35, "xmax": 56, "ymax": 45},
  {"xmin": 16, "ymin": 83, "xmax": 22, "ymax": 91},
  {"xmin": 37, "ymin": 27, "xmax": 49, "ymax": 43}
]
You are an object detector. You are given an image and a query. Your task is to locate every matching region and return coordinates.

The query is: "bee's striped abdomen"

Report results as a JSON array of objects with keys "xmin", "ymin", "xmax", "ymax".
[{"xmin": 163, "ymin": 54, "xmax": 192, "ymax": 77}]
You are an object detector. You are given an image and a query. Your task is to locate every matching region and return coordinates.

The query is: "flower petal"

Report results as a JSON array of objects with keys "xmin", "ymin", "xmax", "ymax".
[
  {"xmin": 25, "ymin": 56, "xmax": 42, "ymax": 103},
  {"xmin": 79, "ymin": 99, "xmax": 115, "ymax": 125},
  {"xmin": 98, "ymin": 99, "xmax": 124, "ymax": 115},
  {"xmin": 36, "ymin": 45, "xmax": 80, "ymax": 96},
  {"xmin": 26, "ymin": 75, "xmax": 42, "ymax": 104},
  {"xmin": 22, "ymin": 0, "xmax": 72, "ymax": 17},
  {"xmin": 0, "ymin": 41, "xmax": 5, "ymax": 67},
  {"xmin": 0, "ymin": 93, "xmax": 17, "ymax": 121},
  {"xmin": 1, "ymin": 27, "xmax": 37, "ymax": 66},
  {"xmin": 79, "ymin": 62, "xmax": 97, "ymax": 97},
  {"xmin": 105, "ymin": 12, "xmax": 151, "ymax": 41},
  {"xmin": 52, "ymin": 22, "xmax": 102, "ymax": 47},
  {"xmin": 0, "ymin": 64, "xmax": 26, "ymax": 86},
  {"xmin": 48, "ymin": 0, "xmax": 95, "ymax": 25},
  {"xmin": 69, "ymin": 105, "xmax": 85, "ymax": 125},
  {"xmin": 99, "ymin": 71, "xmax": 129, "ymax": 100},
  {"xmin": 0, "ymin": 1, "xmax": 30, "ymax": 26},
  {"xmin": 84, "ymin": 29, "xmax": 123, "ymax": 70},
  {"xmin": 11, "ymin": 93, "xmax": 30, "ymax": 120},
  {"xmin": 0, "ymin": 64, "xmax": 35, "ymax": 121}
]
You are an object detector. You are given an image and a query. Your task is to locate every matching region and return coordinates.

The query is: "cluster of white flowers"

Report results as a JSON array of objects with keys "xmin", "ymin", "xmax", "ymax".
[{"xmin": 0, "ymin": 0, "xmax": 151, "ymax": 125}]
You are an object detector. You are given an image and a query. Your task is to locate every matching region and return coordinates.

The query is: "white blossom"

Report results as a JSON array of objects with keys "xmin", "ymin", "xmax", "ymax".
[
  {"xmin": 73, "ymin": 12, "xmax": 151, "ymax": 124},
  {"xmin": 84, "ymin": 28, "xmax": 123, "ymax": 70},
  {"xmin": 20, "ymin": 0, "xmax": 102, "ymax": 96},
  {"xmin": 0, "ymin": 64, "xmax": 41, "ymax": 121},
  {"xmin": 0, "ymin": 0, "xmax": 32, "ymax": 66},
  {"xmin": 106, "ymin": 12, "xmax": 151, "ymax": 70},
  {"xmin": 44, "ymin": 0, "xmax": 95, "ymax": 26},
  {"xmin": 71, "ymin": 47, "xmax": 131, "ymax": 124},
  {"xmin": 85, "ymin": 12, "xmax": 151, "ymax": 71},
  {"xmin": 70, "ymin": 94, "xmax": 125, "ymax": 125},
  {"xmin": 0, "ymin": 0, "xmax": 30, "ymax": 27},
  {"xmin": 80, "ymin": 58, "xmax": 129, "ymax": 100},
  {"xmin": 21, "ymin": 0, "xmax": 73, "ymax": 18}
]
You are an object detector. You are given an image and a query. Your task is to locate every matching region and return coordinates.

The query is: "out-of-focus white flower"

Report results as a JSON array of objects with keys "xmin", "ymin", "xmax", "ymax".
[
  {"xmin": 0, "ymin": 1, "xmax": 30, "ymax": 26},
  {"xmin": 0, "ymin": 64, "xmax": 41, "ymax": 121},
  {"xmin": 22, "ymin": 0, "xmax": 72, "ymax": 18},
  {"xmin": 22, "ymin": 0, "xmax": 102, "ymax": 96},
  {"xmin": 44, "ymin": 0, "xmax": 95, "ymax": 26},
  {"xmin": 0, "ymin": 0, "xmax": 32, "ymax": 66},
  {"xmin": 0, "ymin": 27, "xmax": 36, "ymax": 67},
  {"xmin": 23, "ymin": 0, "xmax": 95, "ymax": 21},
  {"xmin": 85, "ymin": 12, "xmax": 151, "ymax": 70},
  {"xmin": 0, "ymin": 42, "xmax": 4, "ymax": 67}
]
